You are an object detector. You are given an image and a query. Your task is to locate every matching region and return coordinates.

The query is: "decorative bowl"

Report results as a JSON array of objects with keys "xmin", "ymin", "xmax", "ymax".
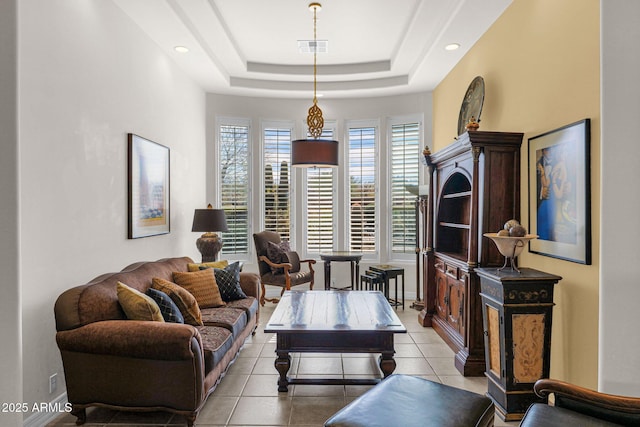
[{"xmin": 483, "ymin": 233, "xmax": 538, "ymax": 273}]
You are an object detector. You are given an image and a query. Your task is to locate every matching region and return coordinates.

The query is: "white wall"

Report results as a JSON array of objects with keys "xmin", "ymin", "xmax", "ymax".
[
  {"xmin": 0, "ymin": 0, "xmax": 23, "ymax": 425},
  {"xmin": 206, "ymin": 92, "xmax": 433, "ymax": 297},
  {"xmin": 17, "ymin": 0, "xmax": 206, "ymax": 421},
  {"xmin": 599, "ymin": 0, "xmax": 640, "ymax": 395}
]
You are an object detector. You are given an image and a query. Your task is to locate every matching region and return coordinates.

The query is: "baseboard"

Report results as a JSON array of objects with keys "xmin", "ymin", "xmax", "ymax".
[{"xmin": 23, "ymin": 392, "xmax": 70, "ymax": 427}]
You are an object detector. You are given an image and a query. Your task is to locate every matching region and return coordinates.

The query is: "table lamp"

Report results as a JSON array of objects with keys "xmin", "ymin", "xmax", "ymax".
[{"xmin": 191, "ymin": 204, "xmax": 229, "ymax": 262}]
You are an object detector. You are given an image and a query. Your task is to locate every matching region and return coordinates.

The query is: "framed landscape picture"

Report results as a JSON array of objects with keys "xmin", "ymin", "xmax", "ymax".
[
  {"xmin": 128, "ymin": 133, "xmax": 170, "ymax": 239},
  {"xmin": 528, "ymin": 119, "xmax": 591, "ymax": 264}
]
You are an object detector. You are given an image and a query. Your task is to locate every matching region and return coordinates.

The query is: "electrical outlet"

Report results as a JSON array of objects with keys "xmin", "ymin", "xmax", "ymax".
[{"xmin": 49, "ymin": 373, "xmax": 57, "ymax": 394}]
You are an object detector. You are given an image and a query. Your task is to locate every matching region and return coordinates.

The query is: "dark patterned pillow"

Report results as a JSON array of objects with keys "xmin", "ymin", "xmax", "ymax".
[
  {"xmin": 146, "ymin": 288, "xmax": 185, "ymax": 324},
  {"xmin": 200, "ymin": 262, "xmax": 247, "ymax": 302},
  {"xmin": 266, "ymin": 240, "xmax": 291, "ymax": 274}
]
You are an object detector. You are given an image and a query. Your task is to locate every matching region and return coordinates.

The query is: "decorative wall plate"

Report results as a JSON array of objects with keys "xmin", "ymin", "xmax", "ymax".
[{"xmin": 458, "ymin": 76, "xmax": 485, "ymax": 136}]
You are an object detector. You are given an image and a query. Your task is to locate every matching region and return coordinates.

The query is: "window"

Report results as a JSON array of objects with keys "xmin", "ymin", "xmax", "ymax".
[
  {"xmin": 348, "ymin": 126, "xmax": 377, "ymax": 253},
  {"xmin": 306, "ymin": 128, "xmax": 336, "ymax": 253},
  {"xmin": 390, "ymin": 122, "xmax": 420, "ymax": 254},
  {"xmin": 219, "ymin": 122, "xmax": 250, "ymax": 255},
  {"xmin": 263, "ymin": 125, "xmax": 292, "ymax": 241}
]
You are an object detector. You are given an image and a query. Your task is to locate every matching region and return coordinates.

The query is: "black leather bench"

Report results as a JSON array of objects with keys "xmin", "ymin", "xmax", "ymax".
[{"xmin": 324, "ymin": 374, "xmax": 494, "ymax": 427}]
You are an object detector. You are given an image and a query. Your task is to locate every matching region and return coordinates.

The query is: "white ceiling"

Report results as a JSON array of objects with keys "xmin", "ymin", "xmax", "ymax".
[{"xmin": 113, "ymin": 0, "xmax": 512, "ymax": 99}]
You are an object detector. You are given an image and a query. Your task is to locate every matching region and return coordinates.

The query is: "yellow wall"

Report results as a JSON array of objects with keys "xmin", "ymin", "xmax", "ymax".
[{"xmin": 433, "ymin": 0, "xmax": 600, "ymax": 388}]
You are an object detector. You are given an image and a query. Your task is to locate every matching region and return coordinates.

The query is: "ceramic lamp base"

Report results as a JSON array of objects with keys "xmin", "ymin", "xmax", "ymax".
[{"xmin": 196, "ymin": 233, "xmax": 223, "ymax": 262}]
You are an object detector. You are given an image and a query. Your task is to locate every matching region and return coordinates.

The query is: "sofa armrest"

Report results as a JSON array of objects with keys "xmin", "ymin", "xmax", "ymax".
[
  {"xmin": 56, "ymin": 320, "xmax": 202, "ymax": 360},
  {"xmin": 239, "ymin": 272, "xmax": 260, "ymax": 299},
  {"xmin": 534, "ymin": 379, "xmax": 640, "ymax": 424}
]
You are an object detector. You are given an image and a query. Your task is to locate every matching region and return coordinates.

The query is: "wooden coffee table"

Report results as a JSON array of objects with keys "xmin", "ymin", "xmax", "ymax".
[{"xmin": 264, "ymin": 290, "xmax": 407, "ymax": 392}]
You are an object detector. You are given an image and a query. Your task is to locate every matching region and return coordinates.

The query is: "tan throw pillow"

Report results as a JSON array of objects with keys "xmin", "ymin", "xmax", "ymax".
[
  {"xmin": 151, "ymin": 277, "xmax": 203, "ymax": 326},
  {"xmin": 173, "ymin": 269, "xmax": 226, "ymax": 308},
  {"xmin": 116, "ymin": 282, "xmax": 164, "ymax": 322},
  {"xmin": 187, "ymin": 260, "xmax": 228, "ymax": 272}
]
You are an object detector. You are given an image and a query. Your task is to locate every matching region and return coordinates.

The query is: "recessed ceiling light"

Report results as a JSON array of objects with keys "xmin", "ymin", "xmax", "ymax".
[
  {"xmin": 445, "ymin": 43, "xmax": 460, "ymax": 51},
  {"xmin": 174, "ymin": 46, "xmax": 189, "ymax": 53}
]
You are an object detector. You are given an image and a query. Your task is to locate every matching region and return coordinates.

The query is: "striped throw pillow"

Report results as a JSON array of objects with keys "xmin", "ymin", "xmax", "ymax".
[
  {"xmin": 151, "ymin": 277, "xmax": 203, "ymax": 326},
  {"xmin": 172, "ymin": 268, "xmax": 226, "ymax": 309}
]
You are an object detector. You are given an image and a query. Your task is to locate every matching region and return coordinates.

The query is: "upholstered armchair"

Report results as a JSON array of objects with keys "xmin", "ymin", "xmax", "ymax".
[
  {"xmin": 519, "ymin": 378, "xmax": 640, "ymax": 426},
  {"xmin": 253, "ymin": 231, "xmax": 315, "ymax": 305}
]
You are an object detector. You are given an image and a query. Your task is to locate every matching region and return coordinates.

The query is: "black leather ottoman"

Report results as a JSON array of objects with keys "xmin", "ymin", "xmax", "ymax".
[{"xmin": 324, "ymin": 374, "xmax": 494, "ymax": 427}]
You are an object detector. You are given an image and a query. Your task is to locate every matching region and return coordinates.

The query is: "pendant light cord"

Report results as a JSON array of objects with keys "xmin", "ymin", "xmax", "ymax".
[{"xmin": 313, "ymin": 5, "xmax": 318, "ymax": 104}]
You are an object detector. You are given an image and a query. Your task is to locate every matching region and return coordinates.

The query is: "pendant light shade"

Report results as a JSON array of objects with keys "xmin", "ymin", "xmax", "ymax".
[
  {"xmin": 291, "ymin": 2, "xmax": 339, "ymax": 168},
  {"xmin": 291, "ymin": 138, "xmax": 339, "ymax": 168}
]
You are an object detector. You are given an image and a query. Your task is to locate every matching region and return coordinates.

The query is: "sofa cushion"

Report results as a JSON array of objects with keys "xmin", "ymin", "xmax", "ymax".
[
  {"xmin": 187, "ymin": 260, "xmax": 228, "ymax": 272},
  {"xmin": 116, "ymin": 282, "xmax": 164, "ymax": 322},
  {"xmin": 260, "ymin": 270, "xmax": 314, "ymax": 287},
  {"xmin": 195, "ymin": 326, "xmax": 233, "ymax": 373},
  {"xmin": 266, "ymin": 240, "xmax": 291, "ymax": 274},
  {"xmin": 226, "ymin": 297, "xmax": 259, "ymax": 324},
  {"xmin": 173, "ymin": 269, "xmax": 226, "ymax": 308},
  {"xmin": 152, "ymin": 277, "xmax": 203, "ymax": 326},
  {"xmin": 206, "ymin": 262, "xmax": 247, "ymax": 302},
  {"xmin": 520, "ymin": 403, "xmax": 624, "ymax": 427},
  {"xmin": 200, "ymin": 307, "xmax": 247, "ymax": 338},
  {"xmin": 146, "ymin": 288, "xmax": 184, "ymax": 324}
]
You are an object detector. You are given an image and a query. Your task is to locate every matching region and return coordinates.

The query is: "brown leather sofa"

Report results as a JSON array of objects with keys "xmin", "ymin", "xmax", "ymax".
[
  {"xmin": 54, "ymin": 257, "xmax": 260, "ymax": 426},
  {"xmin": 519, "ymin": 379, "xmax": 640, "ymax": 426}
]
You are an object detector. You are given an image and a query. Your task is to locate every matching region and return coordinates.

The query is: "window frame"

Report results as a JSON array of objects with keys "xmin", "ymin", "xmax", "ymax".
[
  {"xmin": 345, "ymin": 119, "xmax": 380, "ymax": 259},
  {"xmin": 260, "ymin": 120, "xmax": 296, "ymax": 241},
  {"xmin": 215, "ymin": 116, "xmax": 252, "ymax": 261},
  {"xmin": 301, "ymin": 121, "xmax": 338, "ymax": 257},
  {"xmin": 387, "ymin": 115, "xmax": 423, "ymax": 261}
]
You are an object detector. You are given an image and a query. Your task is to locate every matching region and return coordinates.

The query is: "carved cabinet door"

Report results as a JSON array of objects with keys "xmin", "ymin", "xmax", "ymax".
[
  {"xmin": 447, "ymin": 278, "xmax": 464, "ymax": 334},
  {"xmin": 435, "ymin": 268, "xmax": 448, "ymax": 320}
]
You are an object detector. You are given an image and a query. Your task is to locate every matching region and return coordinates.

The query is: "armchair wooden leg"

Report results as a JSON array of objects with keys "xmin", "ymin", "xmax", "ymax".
[
  {"xmin": 260, "ymin": 282, "xmax": 267, "ymax": 306},
  {"xmin": 261, "ymin": 283, "xmax": 282, "ymax": 305}
]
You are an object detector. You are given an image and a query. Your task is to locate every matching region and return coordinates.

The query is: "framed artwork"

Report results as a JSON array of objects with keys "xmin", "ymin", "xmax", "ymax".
[
  {"xmin": 528, "ymin": 119, "xmax": 591, "ymax": 264},
  {"xmin": 128, "ymin": 133, "xmax": 170, "ymax": 239}
]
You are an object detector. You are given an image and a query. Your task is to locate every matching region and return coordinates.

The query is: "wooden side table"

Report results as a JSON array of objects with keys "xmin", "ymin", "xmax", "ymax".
[
  {"xmin": 370, "ymin": 264, "xmax": 405, "ymax": 309},
  {"xmin": 320, "ymin": 252, "xmax": 363, "ymax": 290},
  {"xmin": 476, "ymin": 267, "xmax": 562, "ymax": 421}
]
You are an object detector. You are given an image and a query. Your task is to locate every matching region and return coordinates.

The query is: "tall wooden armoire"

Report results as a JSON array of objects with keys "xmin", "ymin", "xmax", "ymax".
[{"xmin": 418, "ymin": 131, "xmax": 523, "ymax": 376}]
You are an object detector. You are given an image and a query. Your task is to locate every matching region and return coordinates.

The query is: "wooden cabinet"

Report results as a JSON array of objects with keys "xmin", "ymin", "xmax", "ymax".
[{"xmin": 418, "ymin": 131, "xmax": 523, "ymax": 376}]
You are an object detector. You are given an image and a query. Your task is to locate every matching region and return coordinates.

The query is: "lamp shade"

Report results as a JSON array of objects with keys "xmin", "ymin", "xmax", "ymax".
[
  {"xmin": 291, "ymin": 139, "xmax": 339, "ymax": 168},
  {"xmin": 191, "ymin": 207, "xmax": 229, "ymax": 233}
]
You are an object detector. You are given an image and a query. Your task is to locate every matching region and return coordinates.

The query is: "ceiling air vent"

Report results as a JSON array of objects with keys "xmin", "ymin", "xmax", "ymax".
[{"xmin": 298, "ymin": 40, "xmax": 328, "ymax": 54}]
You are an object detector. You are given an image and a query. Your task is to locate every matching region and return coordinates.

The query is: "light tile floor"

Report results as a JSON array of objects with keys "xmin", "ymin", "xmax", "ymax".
[{"xmin": 48, "ymin": 302, "xmax": 520, "ymax": 427}]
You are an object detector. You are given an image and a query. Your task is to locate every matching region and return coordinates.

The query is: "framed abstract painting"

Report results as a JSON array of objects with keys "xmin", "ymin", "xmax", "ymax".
[
  {"xmin": 528, "ymin": 119, "xmax": 591, "ymax": 264},
  {"xmin": 128, "ymin": 133, "xmax": 170, "ymax": 239}
]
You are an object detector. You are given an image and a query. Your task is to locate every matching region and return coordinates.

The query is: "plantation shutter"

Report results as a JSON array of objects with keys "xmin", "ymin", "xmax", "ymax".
[
  {"xmin": 306, "ymin": 128, "xmax": 335, "ymax": 252},
  {"xmin": 391, "ymin": 122, "xmax": 420, "ymax": 253},
  {"xmin": 219, "ymin": 125, "xmax": 249, "ymax": 255},
  {"xmin": 263, "ymin": 127, "xmax": 291, "ymax": 241},
  {"xmin": 348, "ymin": 127, "xmax": 377, "ymax": 253}
]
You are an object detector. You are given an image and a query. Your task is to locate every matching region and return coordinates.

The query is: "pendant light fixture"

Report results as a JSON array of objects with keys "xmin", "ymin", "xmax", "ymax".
[{"xmin": 291, "ymin": 2, "xmax": 339, "ymax": 168}]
